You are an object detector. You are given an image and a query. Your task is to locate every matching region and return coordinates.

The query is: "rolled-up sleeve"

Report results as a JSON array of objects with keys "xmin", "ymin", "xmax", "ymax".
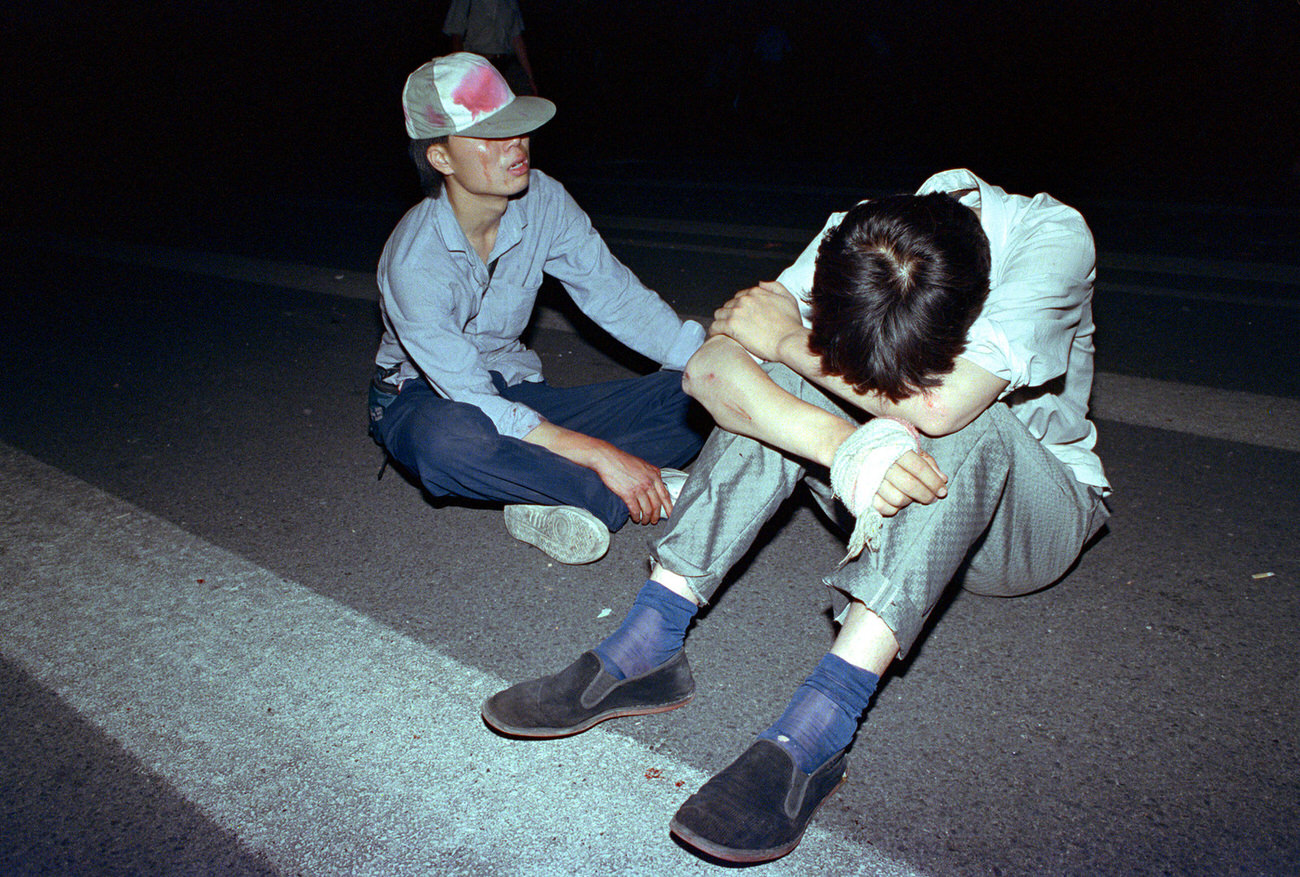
[{"xmin": 962, "ymin": 206, "xmax": 1096, "ymax": 394}]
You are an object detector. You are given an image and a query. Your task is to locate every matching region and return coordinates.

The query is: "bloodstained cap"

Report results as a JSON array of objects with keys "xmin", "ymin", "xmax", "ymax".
[{"xmin": 402, "ymin": 52, "xmax": 554, "ymax": 139}]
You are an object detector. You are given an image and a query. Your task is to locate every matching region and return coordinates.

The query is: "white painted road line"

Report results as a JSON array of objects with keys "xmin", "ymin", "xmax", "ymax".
[
  {"xmin": 1090, "ymin": 373, "xmax": 1300, "ymax": 453},
  {"xmin": 0, "ymin": 443, "xmax": 922, "ymax": 876},
  {"xmin": 24, "ymin": 233, "xmax": 1300, "ymax": 453}
]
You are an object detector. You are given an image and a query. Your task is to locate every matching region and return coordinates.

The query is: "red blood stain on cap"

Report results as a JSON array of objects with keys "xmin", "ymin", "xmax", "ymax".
[{"xmin": 452, "ymin": 65, "xmax": 510, "ymax": 119}]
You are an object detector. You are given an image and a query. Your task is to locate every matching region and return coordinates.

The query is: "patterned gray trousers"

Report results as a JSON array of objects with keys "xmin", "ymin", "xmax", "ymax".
[{"xmin": 652, "ymin": 364, "xmax": 1109, "ymax": 658}]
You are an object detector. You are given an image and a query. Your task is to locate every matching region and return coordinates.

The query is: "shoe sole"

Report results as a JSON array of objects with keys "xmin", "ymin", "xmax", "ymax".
[
  {"xmin": 481, "ymin": 691, "xmax": 694, "ymax": 739},
  {"xmin": 503, "ymin": 505, "xmax": 609, "ymax": 565},
  {"xmin": 667, "ymin": 770, "xmax": 848, "ymax": 864}
]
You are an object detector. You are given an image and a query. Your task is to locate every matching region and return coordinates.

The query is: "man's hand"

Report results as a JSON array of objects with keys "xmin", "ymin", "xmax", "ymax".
[
  {"xmin": 584, "ymin": 442, "xmax": 674, "ymax": 525},
  {"xmin": 521, "ymin": 421, "xmax": 672, "ymax": 525},
  {"xmin": 873, "ymin": 449, "xmax": 949, "ymax": 517},
  {"xmin": 709, "ymin": 280, "xmax": 805, "ymax": 363}
]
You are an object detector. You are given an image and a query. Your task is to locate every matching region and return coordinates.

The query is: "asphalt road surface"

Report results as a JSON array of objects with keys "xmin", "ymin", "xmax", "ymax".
[{"xmin": 2, "ymin": 161, "xmax": 1297, "ymax": 875}]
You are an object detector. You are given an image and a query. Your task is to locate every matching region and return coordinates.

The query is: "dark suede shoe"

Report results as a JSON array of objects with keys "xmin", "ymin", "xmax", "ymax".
[
  {"xmin": 481, "ymin": 650, "xmax": 695, "ymax": 738},
  {"xmin": 669, "ymin": 739, "xmax": 848, "ymax": 863}
]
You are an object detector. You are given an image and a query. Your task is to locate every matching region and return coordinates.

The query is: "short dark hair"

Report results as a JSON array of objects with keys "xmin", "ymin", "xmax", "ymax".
[
  {"xmin": 409, "ymin": 136, "xmax": 449, "ymax": 197},
  {"xmin": 807, "ymin": 192, "xmax": 991, "ymax": 403}
]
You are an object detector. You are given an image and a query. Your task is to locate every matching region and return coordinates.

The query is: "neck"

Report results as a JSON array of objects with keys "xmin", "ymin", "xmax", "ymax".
[{"xmin": 445, "ymin": 183, "xmax": 508, "ymax": 264}]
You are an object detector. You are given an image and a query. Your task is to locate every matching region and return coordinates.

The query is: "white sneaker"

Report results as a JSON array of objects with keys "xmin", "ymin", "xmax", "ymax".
[{"xmin": 504, "ymin": 504, "xmax": 611, "ymax": 565}]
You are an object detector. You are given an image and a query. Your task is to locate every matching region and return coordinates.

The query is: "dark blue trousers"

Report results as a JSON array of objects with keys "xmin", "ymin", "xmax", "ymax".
[{"xmin": 370, "ymin": 371, "xmax": 705, "ymax": 531}]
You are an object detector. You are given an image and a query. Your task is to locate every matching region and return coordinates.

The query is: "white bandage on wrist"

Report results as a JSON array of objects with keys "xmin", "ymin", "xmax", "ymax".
[{"xmin": 829, "ymin": 416, "xmax": 921, "ymax": 563}]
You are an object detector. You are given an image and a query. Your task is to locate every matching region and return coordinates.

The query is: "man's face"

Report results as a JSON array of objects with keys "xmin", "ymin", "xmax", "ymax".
[{"xmin": 430, "ymin": 135, "xmax": 532, "ymax": 200}]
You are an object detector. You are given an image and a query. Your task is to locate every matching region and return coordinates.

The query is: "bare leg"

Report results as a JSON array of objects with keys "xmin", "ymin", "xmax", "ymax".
[
  {"xmin": 649, "ymin": 562, "xmax": 702, "ymax": 606},
  {"xmin": 829, "ymin": 600, "xmax": 899, "ymax": 676}
]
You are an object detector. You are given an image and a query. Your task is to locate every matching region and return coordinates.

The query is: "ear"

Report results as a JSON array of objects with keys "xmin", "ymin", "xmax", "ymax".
[{"xmin": 426, "ymin": 142, "xmax": 454, "ymax": 176}]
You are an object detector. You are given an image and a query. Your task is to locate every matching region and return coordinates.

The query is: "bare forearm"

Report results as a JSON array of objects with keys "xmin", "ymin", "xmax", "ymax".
[
  {"xmin": 706, "ymin": 277, "xmax": 1005, "ymax": 438},
  {"xmin": 774, "ymin": 329, "xmax": 1005, "ymax": 436},
  {"xmin": 523, "ymin": 421, "xmax": 671, "ymax": 524},
  {"xmin": 522, "ymin": 421, "xmax": 604, "ymax": 467},
  {"xmin": 683, "ymin": 336, "xmax": 855, "ymax": 467}
]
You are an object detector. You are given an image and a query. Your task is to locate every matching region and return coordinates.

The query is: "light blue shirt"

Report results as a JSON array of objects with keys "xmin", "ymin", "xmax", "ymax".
[{"xmin": 375, "ymin": 170, "xmax": 705, "ymax": 439}]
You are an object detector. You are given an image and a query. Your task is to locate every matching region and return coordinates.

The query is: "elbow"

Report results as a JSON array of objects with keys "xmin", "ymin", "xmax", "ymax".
[
  {"xmin": 681, "ymin": 336, "xmax": 733, "ymax": 404},
  {"xmin": 680, "ymin": 355, "xmax": 705, "ymax": 401},
  {"xmin": 898, "ymin": 389, "xmax": 965, "ymax": 437},
  {"xmin": 682, "ymin": 337, "xmax": 757, "ymax": 428},
  {"xmin": 910, "ymin": 403, "xmax": 980, "ymax": 438}
]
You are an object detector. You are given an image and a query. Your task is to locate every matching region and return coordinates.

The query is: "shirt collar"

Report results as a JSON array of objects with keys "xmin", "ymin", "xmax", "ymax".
[
  {"xmin": 428, "ymin": 183, "xmax": 531, "ymax": 262},
  {"xmin": 917, "ymin": 168, "xmax": 1008, "ymax": 266},
  {"xmin": 431, "ymin": 192, "xmax": 471, "ymax": 255}
]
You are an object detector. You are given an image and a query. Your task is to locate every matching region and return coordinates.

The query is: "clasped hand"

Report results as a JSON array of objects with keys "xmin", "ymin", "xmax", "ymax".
[
  {"xmin": 709, "ymin": 280, "xmax": 805, "ymax": 363},
  {"xmin": 873, "ymin": 449, "xmax": 948, "ymax": 517}
]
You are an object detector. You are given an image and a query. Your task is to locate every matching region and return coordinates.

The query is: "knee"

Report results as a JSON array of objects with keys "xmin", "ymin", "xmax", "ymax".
[
  {"xmin": 396, "ymin": 402, "xmax": 501, "ymax": 467},
  {"xmin": 920, "ymin": 403, "xmax": 1015, "ymax": 470}
]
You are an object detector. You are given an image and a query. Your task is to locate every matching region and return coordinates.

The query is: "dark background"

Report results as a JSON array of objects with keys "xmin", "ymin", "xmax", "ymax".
[{"xmin": 4, "ymin": 1, "xmax": 1298, "ymax": 219}]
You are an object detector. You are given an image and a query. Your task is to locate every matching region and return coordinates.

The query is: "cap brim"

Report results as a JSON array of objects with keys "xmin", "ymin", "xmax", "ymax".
[{"xmin": 457, "ymin": 96, "xmax": 556, "ymax": 139}]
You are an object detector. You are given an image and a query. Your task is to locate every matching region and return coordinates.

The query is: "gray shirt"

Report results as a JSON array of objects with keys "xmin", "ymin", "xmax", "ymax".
[
  {"xmin": 375, "ymin": 170, "xmax": 705, "ymax": 439},
  {"xmin": 442, "ymin": 0, "xmax": 524, "ymax": 56}
]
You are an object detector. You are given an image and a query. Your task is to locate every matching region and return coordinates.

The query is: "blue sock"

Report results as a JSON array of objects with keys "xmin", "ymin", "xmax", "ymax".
[
  {"xmin": 758, "ymin": 653, "xmax": 879, "ymax": 773},
  {"xmin": 593, "ymin": 580, "xmax": 698, "ymax": 680}
]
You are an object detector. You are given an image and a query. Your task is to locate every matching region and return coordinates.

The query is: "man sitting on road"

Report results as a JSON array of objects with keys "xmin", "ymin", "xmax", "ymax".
[
  {"xmin": 482, "ymin": 170, "xmax": 1112, "ymax": 862},
  {"xmin": 368, "ymin": 53, "xmax": 708, "ymax": 565}
]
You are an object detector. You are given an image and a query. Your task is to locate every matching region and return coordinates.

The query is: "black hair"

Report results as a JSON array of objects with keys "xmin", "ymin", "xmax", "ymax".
[
  {"xmin": 807, "ymin": 192, "xmax": 991, "ymax": 403},
  {"xmin": 409, "ymin": 136, "xmax": 449, "ymax": 197}
]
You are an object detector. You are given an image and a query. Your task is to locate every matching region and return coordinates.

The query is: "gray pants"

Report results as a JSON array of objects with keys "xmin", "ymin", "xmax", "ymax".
[{"xmin": 652, "ymin": 364, "xmax": 1109, "ymax": 658}]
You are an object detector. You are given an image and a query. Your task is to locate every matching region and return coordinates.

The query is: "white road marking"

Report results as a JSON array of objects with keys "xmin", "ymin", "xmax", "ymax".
[
  {"xmin": 0, "ymin": 443, "xmax": 922, "ymax": 876},
  {"xmin": 1091, "ymin": 373, "xmax": 1300, "ymax": 453}
]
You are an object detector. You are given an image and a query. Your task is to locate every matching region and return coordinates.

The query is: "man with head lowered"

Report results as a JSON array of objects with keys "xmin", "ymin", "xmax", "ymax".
[
  {"xmin": 369, "ymin": 54, "xmax": 707, "ymax": 565},
  {"xmin": 482, "ymin": 170, "xmax": 1112, "ymax": 863}
]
